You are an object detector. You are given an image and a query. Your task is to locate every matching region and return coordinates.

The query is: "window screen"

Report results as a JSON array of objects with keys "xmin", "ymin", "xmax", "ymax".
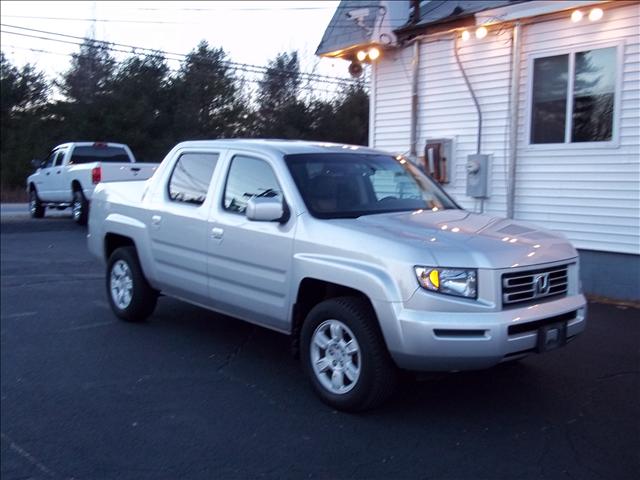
[
  {"xmin": 223, "ymin": 156, "xmax": 281, "ymax": 214},
  {"xmin": 168, "ymin": 152, "xmax": 219, "ymax": 205}
]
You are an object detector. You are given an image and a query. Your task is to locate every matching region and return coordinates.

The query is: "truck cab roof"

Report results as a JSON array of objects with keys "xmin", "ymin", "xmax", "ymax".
[{"xmin": 171, "ymin": 139, "xmax": 387, "ymax": 158}]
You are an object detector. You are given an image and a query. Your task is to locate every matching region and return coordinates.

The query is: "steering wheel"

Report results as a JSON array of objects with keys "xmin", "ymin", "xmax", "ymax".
[{"xmin": 377, "ymin": 196, "xmax": 398, "ymax": 205}]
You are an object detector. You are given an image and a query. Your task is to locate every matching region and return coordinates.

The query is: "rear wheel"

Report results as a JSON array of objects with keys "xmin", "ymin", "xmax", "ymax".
[
  {"xmin": 29, "ymin": 189, "xmax": 45, "ymax": 218},
  {"xmin": 72, "ymin": 189, "xmax": 88, "ymax": 225},
  {"xmin": 106, "ymin": 247, "xmax": 158, "ymax": 322},
  {"xmin": 300, "ymin": 297, "xmax": 397, "ymax": 412}
]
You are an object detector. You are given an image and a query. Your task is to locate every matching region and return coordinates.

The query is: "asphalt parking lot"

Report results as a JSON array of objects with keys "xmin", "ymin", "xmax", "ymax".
[{"xmin": 1, "ymin": 207, "xmax": 639, "ymax": 480}]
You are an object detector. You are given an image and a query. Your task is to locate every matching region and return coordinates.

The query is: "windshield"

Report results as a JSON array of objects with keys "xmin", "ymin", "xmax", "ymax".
[{"xmin": 285, "ymin": 153, "xmax": 458, "ymax": 219}]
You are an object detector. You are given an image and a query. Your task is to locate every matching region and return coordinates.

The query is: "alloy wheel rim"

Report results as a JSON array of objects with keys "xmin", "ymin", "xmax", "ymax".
[
  {"xmin": 310, "ymin": 319, "xmax": 361, "ymax": 394},
  {"xmin": 29, "ymin": 193, "xmax": 36, "ymax": 214},
  {"xmin": 110, "ymin": 260, "xmax": 133, "ymax": 309},
  {"xmin": 72, "ymin": 193, "xmax": 81, "ymax": 220}
]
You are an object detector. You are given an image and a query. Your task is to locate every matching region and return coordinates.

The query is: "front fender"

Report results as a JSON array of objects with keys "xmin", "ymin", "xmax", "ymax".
[
  {"xmin": 293, "ymin": 253, "xmax": 406, "ymax": 303},
  {"xmin": 292, "ymin": 253, "xmax": 416, "ymax": 355}
]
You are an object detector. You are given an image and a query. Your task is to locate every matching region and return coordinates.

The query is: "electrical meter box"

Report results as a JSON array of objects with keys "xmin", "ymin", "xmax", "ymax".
[
  {"xmin": 423, "ymin": 139, "xmax": 453, "ymax": 184},
  {"xmin": 466, "ymin": 153, "xmax": 489, "ymax": 198}
]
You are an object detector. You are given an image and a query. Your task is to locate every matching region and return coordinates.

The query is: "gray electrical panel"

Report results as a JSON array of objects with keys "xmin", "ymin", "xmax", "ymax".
[{"xmin": 466, "ymin": 154, "xmax": 489, "ymax": 198}]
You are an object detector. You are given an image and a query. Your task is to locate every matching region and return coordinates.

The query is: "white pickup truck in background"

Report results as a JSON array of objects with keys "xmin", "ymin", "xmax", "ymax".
[{"xmin": 26, "ymin": 142, "xmax": 157, "ymax": 225}]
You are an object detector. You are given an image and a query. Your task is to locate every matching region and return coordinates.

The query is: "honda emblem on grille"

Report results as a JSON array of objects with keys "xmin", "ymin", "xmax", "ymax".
[{"xmin": 534, "ymin": 273, "xmax": 551, "ymax": 296}]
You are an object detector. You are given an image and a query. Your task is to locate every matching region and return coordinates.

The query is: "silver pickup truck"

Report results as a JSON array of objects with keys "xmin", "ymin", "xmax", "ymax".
[{"xmin": 88, "ymin": 140, "xmax": 587, "ymax": 411}]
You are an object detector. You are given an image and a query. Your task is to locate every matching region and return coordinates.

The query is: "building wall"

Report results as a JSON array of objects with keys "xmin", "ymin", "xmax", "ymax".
[
  {"xmin": 515, "ymin": 4, "xmax": 640, "ymax": 255},
  {"xmin": 371, "ymin": 3, "xmax": 640, "ymax": 258},
  {"xmin": 578, "ymin": 249, "xmax": 640, "ymax": 301}
]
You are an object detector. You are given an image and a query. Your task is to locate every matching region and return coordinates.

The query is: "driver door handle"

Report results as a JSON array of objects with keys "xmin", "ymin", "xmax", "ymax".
[{"xmin": 211, "ymin": 227, "xmax": 224, "ymax": 239}]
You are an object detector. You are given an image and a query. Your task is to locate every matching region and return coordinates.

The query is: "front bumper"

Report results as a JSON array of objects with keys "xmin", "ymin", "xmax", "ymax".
[{"xmin": 378, "ymin": 294, "xmax": 587, "ymax": 371}]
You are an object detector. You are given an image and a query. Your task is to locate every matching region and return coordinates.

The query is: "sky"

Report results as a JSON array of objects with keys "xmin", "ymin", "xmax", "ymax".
[{"xmin": 0, "ymin": 0, "xmax": 355, "ymax": 93}]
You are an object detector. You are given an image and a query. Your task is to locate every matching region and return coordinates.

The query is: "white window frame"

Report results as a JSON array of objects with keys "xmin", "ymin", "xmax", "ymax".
[{"xmin": 525, "ymin": 40, "xmax": 624, "ymax": 150}]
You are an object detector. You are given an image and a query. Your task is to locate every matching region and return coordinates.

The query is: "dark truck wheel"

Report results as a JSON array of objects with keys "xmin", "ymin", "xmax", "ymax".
[
  {"xmin": 107, "ymin": 247, "xmax": 158, "ymax": 322},
  {"xmin": 301, "ymin": 297, "xmax": 397, "ymax": 412},
  {"xmin": 29, "ymin": 189, "xmax": 45, "ymax": 218},
  {"xmin": 72, "ymin": 189, "xmax": 88, "ymax": 225}
]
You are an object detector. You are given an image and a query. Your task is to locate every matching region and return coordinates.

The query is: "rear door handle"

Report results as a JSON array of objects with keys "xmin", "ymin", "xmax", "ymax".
[
  {"xmin": 151, "ymin": 215, "xmax": 162, "ymax": 225},
  {"xmin": 211, "ymin": 227, "xmax": 224, "ymax": 239}
]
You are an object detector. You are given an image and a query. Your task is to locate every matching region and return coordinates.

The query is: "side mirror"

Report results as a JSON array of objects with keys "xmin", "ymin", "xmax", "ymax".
[
  {"xmin": 246, "ymin": 197, "xmax": 285, "ymax": 222},
  {"xmin": 31, "ymin": 159, "xmax": 43, "ymax": 169}
]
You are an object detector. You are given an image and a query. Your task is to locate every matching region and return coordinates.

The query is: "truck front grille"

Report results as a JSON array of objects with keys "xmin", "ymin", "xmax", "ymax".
[{"xmin": 502, "ymin": 265, "xmax": 569, "ymax": 306}]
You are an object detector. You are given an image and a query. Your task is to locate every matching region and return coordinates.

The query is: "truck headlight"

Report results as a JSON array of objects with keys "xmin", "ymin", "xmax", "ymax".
[{"xmin": 414, "ymin": 267, "xmax": 477, "ymax": 299}]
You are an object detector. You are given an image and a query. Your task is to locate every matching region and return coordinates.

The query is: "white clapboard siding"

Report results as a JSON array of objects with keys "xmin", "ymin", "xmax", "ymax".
[
  {"xmin": 515, "ymin": 3, "xmax": 640, "ymax": 255},
  {"xmin": 372, "ymin": 3, "xmax": 640, "ymax": 255}
]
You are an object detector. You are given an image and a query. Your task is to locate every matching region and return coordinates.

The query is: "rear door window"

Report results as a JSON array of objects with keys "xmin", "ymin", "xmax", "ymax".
[
  {"xmin": 69, "ymin": 145, "xmax": 130, "ymax": 164},
  {"xmin": 168, "ymin": 152, "xmax": 220, "ymax": 205}
]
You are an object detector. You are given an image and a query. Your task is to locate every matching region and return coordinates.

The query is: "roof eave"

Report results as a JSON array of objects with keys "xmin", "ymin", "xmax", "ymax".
[{"xmin": 394, "ymin": 15, "xmax": 477, "ymax": 40}]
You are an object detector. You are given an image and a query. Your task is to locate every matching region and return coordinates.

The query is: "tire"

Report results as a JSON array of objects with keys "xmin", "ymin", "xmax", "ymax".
[
  {"xmin": 29, "ymin": 189, "xmax": 45, "ymax": 218},
  {"xmin": 106, "ymin": 246, "xmax": 158, "ymax": 322},
  {"xmin": 300, "ymin": 296, "xmax": 397, "ymax": 412},
  {"xmin": 72, "ymin": 189, "xmax": 88, "ymax": 225}
]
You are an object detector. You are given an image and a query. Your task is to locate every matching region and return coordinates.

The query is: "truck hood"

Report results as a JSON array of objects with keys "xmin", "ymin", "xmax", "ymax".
[{"xmin": 349, "ymin": 209, "xmax": 577, "ymax": 269}]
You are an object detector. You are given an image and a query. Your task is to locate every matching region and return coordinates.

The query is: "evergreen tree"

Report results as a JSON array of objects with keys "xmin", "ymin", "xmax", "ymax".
[
  {"xmin": 1, "ymin": 53, "xmax": 51, "ymax": 190},
  {"xmin": 103, "ymin": 53, "xmax": 172, "ymax": 161},
  {"xmin": 328, "ymin": 81, "xmax": 369, "ymax": 145},
  {"xmin": 170, "ymin": 41, "xmax": 247, "ymax": 141},
  {"xmin": 56, "ymin": 40, "xmax": 117, "ymax": 140},
  {"xmin": 256, "ymin": 51, "xmax": 310, "ymax": 139}
]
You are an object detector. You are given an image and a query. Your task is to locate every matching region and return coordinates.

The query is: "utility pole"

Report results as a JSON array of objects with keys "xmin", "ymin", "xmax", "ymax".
[{"xmin": 89, "ymin": 1, "xmax": 97, "ymax": 41}]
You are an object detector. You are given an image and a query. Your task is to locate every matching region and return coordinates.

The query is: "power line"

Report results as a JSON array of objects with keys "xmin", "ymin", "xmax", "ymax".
[
  {"xmin": 0, "ymin": 42, "xmax": 354, "ymax": 96},
  {"xmin": 125, "ymin": 5, "xmax": 339, "ymax": 12},
  {"xmin": 1, "ymin": 23, "xmax": 359, "ymax": 85},
  {"xmin": 0, "ymin": 31, "xmax": 357, "ymax": 90},
  {"xmin": 1, "ymin": 15, "xmax": 187, "ymax": 25},
  {"xmin": 124, "ymin": 3, "xmax": 383, "ymax": 12},
  {"xmin": 1, "ymin": 14, "xmax": 412, "ymax": 26}
]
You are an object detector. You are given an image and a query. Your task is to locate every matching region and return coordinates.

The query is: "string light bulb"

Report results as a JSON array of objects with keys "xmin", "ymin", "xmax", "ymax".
[
  {"xmin": 589, "ymin": 8, "xmax": 604, "ymax": 21},
  {"xmin": 368, "ymin": 47, "xmax": 380, "ymax": 60},
  {"xmin": 475, "ymin": 26, "xmax": 488, "ymax": 39},
  {"xmin": 356, "ymin": 50, "xmax": 367, "ymax": 62},
  {"xmin": 461, "ymin": 30, "xmax": 471, "ymax": 41},
  {"xmin": 571, "ymin": 10, "xmax": 583, "ymax": 22}
]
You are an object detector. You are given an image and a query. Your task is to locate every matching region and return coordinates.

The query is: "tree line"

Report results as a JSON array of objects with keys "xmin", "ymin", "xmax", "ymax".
[{"xmin": 0, "ymin": 40, "xmax": 368, "ymax": 191}]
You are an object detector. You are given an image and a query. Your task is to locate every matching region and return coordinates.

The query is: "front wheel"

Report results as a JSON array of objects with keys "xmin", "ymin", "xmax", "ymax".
[
  {"xmin": 106, "ymin": 247, "xmax": 158, "ymax": 322},
  {"xmin": 300, "ymin": 297, "xmax": 397, "ymax": 412},
  {"xmin": 72, "ymin": 189, "xmax": 88, "ymax": 225},
  {"xmin": 29, "ymin": 189, "xmax": 45, "ymax": 218}
]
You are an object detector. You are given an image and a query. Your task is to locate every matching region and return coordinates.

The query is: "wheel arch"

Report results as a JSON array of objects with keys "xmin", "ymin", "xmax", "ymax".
[
  {"xmin": 104, "ymin": 232, "xmax": 137, "ymax": 261},
  {"xmin": 291, "ymin": 277, "xmax": 379, "ymax": 358},
  {"xmin": 71, "ymin": 179, "xmax": 83, "ymax": 192},
  {"xmin": 100, "ymin": 215, "xmax": 157, "ymax": 289}
]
